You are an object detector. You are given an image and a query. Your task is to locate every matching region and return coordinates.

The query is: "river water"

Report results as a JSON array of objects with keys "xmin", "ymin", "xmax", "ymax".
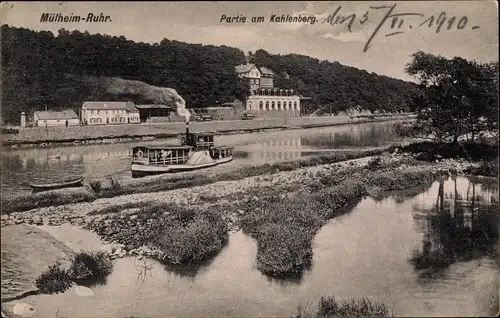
[
  {"xmin": 1, "ymin": 121, "xmax": 404, "ymax": 196},
  {"xmin": 10, "ymin": 176, "xmax": 499, "ymax": 317}
]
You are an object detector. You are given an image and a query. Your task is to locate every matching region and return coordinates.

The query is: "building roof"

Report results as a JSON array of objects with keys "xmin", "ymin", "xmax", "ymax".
[
  {"xmin": 235, "ymin": 64, "xmax": 258, "ymax": 73},
  {"xmin": 34, "ymin": 110, "xmax": 79, "ymax": 120},
  {"xmin": 258, "ymin": 66, "xmax": 274, "ymax": 76},
  {"xmin": 82, "ymin": 101, "xmax": 137, "ymax": 111},
  {"xmin": 135, "ymin": 104, "xmax": 175, "ymax": 110}
]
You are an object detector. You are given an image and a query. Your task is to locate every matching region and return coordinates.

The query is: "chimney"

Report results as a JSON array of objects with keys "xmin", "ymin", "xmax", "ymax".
[{"xmin": 20, "ymin": 112, "xmax": 26, "ymax": 128}]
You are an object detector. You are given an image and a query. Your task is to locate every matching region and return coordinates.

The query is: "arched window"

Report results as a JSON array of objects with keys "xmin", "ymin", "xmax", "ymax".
[
  {"xmin": 271, "ymin": 101, "xmax": 275, "ymax": 110},
  {"xmin": 277, "ymin": 101, "xmax": 281, "ymax": 110},
  {"xmin": 283, "ymin": 101, "xmax": 287, "ymax": 110},
  {"xmin": 265, "ymin": 101, "xmax": 270, "ymax": 110},
  {"xmin": 294, "ymin": 102, "xmax": 298, "ymax": 110},
  {"xmin": 248, "ymin": 102, "xmax": 253, "ymax": 110},
  {"xmin": 259, "ymin": 101, "xmax": 264, "ymax": 110}
]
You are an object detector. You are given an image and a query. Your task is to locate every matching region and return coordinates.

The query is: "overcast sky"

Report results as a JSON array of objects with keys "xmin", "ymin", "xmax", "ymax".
[{"xmin": 1, "ymin": 1, "xmax": 498, "ymax": 81}]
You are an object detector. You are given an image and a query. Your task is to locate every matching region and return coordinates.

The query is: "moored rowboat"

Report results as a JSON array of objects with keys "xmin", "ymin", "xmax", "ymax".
[{"xmin": 30, "ymin": 176, "xmax": 84, "ymax": 193}]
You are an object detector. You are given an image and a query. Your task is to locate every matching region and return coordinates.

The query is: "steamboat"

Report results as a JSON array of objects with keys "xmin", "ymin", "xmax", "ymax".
[{"xmin": 130, "ymin": 121, "xmax": 234, "ymax": 177}]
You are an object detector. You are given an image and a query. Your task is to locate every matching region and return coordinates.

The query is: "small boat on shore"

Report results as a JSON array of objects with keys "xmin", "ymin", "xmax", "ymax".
[
  {"xmin": 30, "ymin": 176, "xmax": 84, "ymax": 193},
  {"xmin": 130, "ymin": 122, "xmax": 234, "ymax": 178}
]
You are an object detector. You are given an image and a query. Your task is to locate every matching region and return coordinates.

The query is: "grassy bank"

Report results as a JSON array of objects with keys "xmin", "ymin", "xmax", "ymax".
[
  {"xmin": 295, "ymin": 295, "xmax": 393, "ymax": 317},
  {"xmin": 229, "ymin": 165, "xmax": 439, "ymax": 276},
  {"xmin": 1, "ymin": 147, "xmax": 391, "ymax": 214},
  {"xmin": 85, "ymin": 203, "xmax": 228, "ymax": 266}
]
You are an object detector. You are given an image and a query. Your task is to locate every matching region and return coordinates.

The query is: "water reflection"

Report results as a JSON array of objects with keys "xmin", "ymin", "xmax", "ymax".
[
  {"xmin": 7, "ymin": 177, "xmax": 498, "ymax": 317},
  {"xmin": 1, "ymin": 121, "xmax": 405, "ymax": 197},
  {"xmin": 411, "ymin": 177, "xmax": 499, "ymax": 276},
  {"xmin": 301, "ymin": 124, "xmax": 398, "ymax": 149}
]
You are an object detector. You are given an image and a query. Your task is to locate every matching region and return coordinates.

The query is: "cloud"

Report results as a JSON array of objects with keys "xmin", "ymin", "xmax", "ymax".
[{"xmin": 322, "ymin": 31, "xmax": 366, "ymax": 42}]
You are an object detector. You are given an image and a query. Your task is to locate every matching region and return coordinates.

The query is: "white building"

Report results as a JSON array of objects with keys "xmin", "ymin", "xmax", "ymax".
[
  {"xmin": 234, "ymin": 63, "xmax": 300, "ymax": 115},
  {"xmin": 81, "ymin": 101, "xmax": 140, "ymax": 125},
  {"xmin": 34, "ymin": 110, "xmax": 80, "ymax": 127}
]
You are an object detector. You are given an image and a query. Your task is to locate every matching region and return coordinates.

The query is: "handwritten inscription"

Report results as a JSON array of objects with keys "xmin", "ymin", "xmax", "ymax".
[{"xmin": 321, "ymin": 3, "xmax": 480, "ymax": 52}]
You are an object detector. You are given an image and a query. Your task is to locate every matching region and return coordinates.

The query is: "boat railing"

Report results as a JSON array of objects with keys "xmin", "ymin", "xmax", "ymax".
[
  {"xmin": 196, "ymin": 141, "xmax": 215, "ymax": 148},
  {"xmin": 149, "ymin": 154, "xmax": 189, "ymax": 165}
]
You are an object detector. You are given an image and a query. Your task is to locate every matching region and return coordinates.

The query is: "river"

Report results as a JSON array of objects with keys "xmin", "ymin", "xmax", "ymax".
[
  {"xmin": 8, "ymin": 176, "xmax": 499, "ymax": 317},
  {"xmin": 1, "ymin": 120, "xmax": 405, "ymax": 196}
]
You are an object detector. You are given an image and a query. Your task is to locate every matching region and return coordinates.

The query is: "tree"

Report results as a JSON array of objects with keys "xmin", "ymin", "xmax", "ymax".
[{"xmin": 405, "ymin": 51, "xmax": 499, "ymax": 144}]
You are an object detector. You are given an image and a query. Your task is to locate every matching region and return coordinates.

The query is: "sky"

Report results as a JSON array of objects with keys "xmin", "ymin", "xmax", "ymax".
[{"xmin": 1, "ymin": 1, "xmax": 498, "ymax": 81}]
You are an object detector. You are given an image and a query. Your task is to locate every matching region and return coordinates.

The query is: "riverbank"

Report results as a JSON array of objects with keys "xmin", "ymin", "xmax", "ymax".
[
  {"xmin": 1, "ymin": 148, "xmax": 497, "ymax": 317},
  {"xmin": 2, "ymin": 115, "xmax": 414, "ymax": 148}
]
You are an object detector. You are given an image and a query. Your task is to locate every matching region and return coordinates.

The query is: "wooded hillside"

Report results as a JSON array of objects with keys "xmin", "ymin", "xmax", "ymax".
[{"xmin": 1, "ymin": 25, "xmax": 420, "ymax": 124}]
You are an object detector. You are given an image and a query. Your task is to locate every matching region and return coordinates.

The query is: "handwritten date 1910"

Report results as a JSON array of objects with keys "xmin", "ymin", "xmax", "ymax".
[{"xmin": 322, "ymin": 3, "xmax": 481, "ymax": 52}]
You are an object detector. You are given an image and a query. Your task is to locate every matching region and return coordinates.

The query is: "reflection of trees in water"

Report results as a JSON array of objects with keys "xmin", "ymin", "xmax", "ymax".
[
  {"xmin": 410, "ymin": 177, "xmax": 499, "ymax": 276},
  {"xmin": 371, "ymin": 182, "xmax": 434, "ymax": 204},
  {"xmin": 301, "ymin": 124, "xmax": 396, "ymax": 149}
]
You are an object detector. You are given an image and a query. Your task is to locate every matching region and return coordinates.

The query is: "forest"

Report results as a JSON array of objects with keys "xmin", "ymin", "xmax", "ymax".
[{"xmin": 1, "ymin": 25, "xmax": 420, "ymax": 124}]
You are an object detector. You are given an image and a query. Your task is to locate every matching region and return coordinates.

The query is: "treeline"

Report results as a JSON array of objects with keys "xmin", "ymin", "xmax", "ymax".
[
  {"xmin": 1, "ymin": 25, "xmax": 249, "ymax": 123},
  {"xmin": 249, "ymin": 49, "xmax": 420, "ymax": 115},
  {"xmin": 1, "ymin": 25, "xmax": 419, "ymax": 124}
]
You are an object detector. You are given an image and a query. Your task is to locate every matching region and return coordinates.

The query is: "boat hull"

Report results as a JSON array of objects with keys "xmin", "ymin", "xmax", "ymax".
[
  {"xmin": 131, "ymin": 156, "xmax": 233, "ymax": 178},
  {"xmin": 30, "ymin": 177, "xmax": 84, "ymax": 193}
]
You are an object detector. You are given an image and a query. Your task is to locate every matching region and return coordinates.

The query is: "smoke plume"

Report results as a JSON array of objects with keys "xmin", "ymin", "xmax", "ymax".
[{"xmin": 84, "ymin": 76, "xmax": 191, "ymax": 122}]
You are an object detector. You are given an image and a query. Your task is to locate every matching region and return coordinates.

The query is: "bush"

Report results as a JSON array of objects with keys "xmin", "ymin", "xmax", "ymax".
[
  {"xmin": 465, "ymin": 159, "xmax": 499, "ymax": 177},
  {"xmin": 86, "ymin": 180, "xmax": 102, "ymax": 196},
  {"xmin": 366, "ymin": 157, "xmax": 382, "ymax": 170},
  {"xmin": 35, "ymin": 263, "xmax": 73, "ymax": 294},
  {"xmin": 100, "ymin": 177, "xmax": 123, "ymax": 198},
  {"xmin": 68, "ymin": 251, "xmax": 113, "ymax": 283},
  {"xmin": 154, "ymin": 210, "xmax": 229, "ymax": 264}
]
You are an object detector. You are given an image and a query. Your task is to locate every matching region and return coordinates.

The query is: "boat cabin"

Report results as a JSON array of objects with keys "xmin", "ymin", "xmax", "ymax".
[
  {"xmin": 131, "ymin": 145, "xmax": 193, "ymax": 165},
  {"xmin": 182, "ymin": 132, "xmax": 216, "ymax": 149}
]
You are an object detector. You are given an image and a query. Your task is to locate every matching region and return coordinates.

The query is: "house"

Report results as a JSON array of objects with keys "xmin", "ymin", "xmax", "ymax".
[
  {"xmin": 235, "ymin": 62, "xmax": 302, "ymax": 116},
  {"xmin": 34, "ymin": 109, "xmax": 80, "ymax": 127},
  {"xmin": 80, "ymin": 101, "xmax": 140, "ymax": 125},
  {"xmin": 258, "ymin": 66, "xmax": 274, "ymax": 88},
  {"xmin": 235, "ymin": 64, "xmax": 262, "ymax": 90}
]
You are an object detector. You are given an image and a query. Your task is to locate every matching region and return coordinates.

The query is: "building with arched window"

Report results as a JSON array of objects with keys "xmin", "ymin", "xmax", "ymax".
[{"xmin": 235, "ymin": 63, "xmax": 301, "ymax": 117}]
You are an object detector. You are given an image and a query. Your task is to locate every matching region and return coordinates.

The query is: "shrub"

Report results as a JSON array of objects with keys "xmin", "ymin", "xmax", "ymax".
[
  {"xmin": 366, "ymin": 156, "xmax": 382, "ymax": 170},
  {"xmin": 68, "ymin": 251, "xmax": 113, "ymax": 283},
  {"xmin": 35, "ymin": 263, "xmax": 73, "ymax": 294},
  {"xmin": 465, "ymin": 159, "xmax": 499, "ymax": 177},
  {"xmin": 154, "ymin": 210, "xmax": 228, "ymax": 264},
  {"xmin": 86, "ymin": 180, "xmax": 102, "ymax": 196}
]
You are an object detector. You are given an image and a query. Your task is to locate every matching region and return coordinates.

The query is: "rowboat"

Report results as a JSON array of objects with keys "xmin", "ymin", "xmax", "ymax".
[
  {"xmin": 30, "ymin": 176, "xmax": 84, "ymax": 193},
  {"xmin": 130, "ymin": 122, "xmax": 234, "ymax": 178}
]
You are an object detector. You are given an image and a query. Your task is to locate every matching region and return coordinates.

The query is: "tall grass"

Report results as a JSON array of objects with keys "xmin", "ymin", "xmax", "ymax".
[
  {"xmin": 68, "ymin": 251, "xmax": 114, "ymax": 284},
  {"xmin": 35, "ymin": 250, "xmax": 113, "ymax": 294},
  {"xmin": 35, "ymin": 263, "xmax": 73, "ymax": 294},
  {"xmin": 236, "ymin": 167, "xmax": 437, "ymax": 276},
  {"xmin": 295, "ymin": 296, "xmax": 393, "ymax": 317},
  {"xmin": 85, "ymin": 203, "xmax": 229, "ymax": 265}
]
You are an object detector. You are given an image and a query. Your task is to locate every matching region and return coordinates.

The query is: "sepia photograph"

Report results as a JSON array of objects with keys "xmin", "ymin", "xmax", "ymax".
[{"xmin": 0, "ymin": 1, "xmax": 498, "ymax": 317}]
